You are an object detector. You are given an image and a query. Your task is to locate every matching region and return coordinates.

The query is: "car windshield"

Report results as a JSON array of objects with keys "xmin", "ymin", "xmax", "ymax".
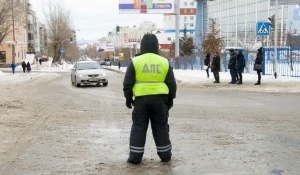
[{"xmin": 77, "ymin": 63, "xmax": 101, "ymax": 70}]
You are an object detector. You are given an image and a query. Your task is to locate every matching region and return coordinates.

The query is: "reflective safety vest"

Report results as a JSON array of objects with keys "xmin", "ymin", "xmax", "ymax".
[{"xmin": 132, "ymin": 53, "xmax": 169, "ymax": 97}]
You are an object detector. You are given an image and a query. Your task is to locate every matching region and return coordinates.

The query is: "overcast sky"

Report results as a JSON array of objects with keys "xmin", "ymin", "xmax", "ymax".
[{"xmin": 29, "ymin": 0, "xmax": 164, "ymax": 41}]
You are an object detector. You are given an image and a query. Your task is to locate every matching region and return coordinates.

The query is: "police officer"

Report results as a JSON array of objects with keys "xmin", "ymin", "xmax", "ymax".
[{"xmin": 123, "ymin": 34, "xmax": 177, "ymax": 164}]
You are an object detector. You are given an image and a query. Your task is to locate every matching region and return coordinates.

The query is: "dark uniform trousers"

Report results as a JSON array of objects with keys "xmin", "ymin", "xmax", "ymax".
[{"xmin": 128, "ymin": 96, "xmax": 172, "ymax": 163}]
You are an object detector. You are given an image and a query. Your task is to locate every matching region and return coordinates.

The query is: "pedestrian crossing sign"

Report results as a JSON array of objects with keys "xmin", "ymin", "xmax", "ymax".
[{"xmin": 257, "ymin": 22, "xmax": 270, "ymax": 36}]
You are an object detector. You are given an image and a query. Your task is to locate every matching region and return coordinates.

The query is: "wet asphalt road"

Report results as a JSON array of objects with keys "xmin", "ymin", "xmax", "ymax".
[{"xmin": 0, "ymin": 70, "xmax": 299, "ymax": 175}]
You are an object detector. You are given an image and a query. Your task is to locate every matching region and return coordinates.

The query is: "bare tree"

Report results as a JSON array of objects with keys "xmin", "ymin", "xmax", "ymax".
[
  {"xmin": 202, "ymin": 18, "xmax": 224, "ymax": 55},
  {"xmin": 237, "ymin": 31, "xmax": 260, "ymax": 56},
  {"xmin": 0, "ymin": 0, "xmax": 24, "ymax": 43},
  {"xmin": 65, "ymin": 44, "xmax": 80, "ymax": 62},
  {"xmin": 168, "ymin": 42, "xmax": 175, "ymax": 58},
  {"xmin": 44, "ymin": 0, "xmax": 74, "ymax": 62}
]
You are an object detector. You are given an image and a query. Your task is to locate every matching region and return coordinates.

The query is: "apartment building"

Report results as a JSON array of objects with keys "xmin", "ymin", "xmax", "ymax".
[
  {"xmin": 163, "ymin": 0, "xmax": 197, "ymax": 36},
  {"xmin": 0, "ymin": 0, "xmax": 28, "ymax": 65}
]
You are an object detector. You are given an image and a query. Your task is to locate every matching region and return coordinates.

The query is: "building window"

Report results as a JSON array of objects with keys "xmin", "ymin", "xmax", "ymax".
[
  {"xmin": 190, "ymin": 31, "xmax": 194, "ymax": 34},
  {"xmin": 190, "ymin": 9, "xmax": 194, "ymax": 13},
  {"xmin": 0, "ymin": 51, "xmax": 6, "ymax": 63},
  {"xmin": 190, "ymin": 16, "xmax": 194, "ymax": 20},
  {"xmin": 184, "ymin": 16, "xmax": 187, "ymax": 22},
  {"xmin": 190, "ymin": 23, "xmax": 194, "ymax": 27},
  {"xmin": 184, "ymin": 2, "xmax": 187, "ymax": 6},
  {"xmin": 167, "ymin": 37, "xmax": 171, "ymax": 41},
  {"xmin": 184, "ymin": 9, "xmax": 187, "ymax": 13},
  {"xmin": 190, "ymin": 2, "xmax": 194, "ymax": 6},
  {"xmin": 184, "ymin": 23, "xmax": 188, "ymax": 28}
]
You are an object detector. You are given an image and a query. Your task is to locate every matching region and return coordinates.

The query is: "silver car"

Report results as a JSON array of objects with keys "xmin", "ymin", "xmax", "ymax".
[{"xmin": 71, "ymin": 61, "xmax": 108, "ymax": 87}]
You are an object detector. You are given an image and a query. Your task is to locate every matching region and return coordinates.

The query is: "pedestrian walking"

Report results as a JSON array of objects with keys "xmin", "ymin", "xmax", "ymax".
[
  {"xmin": 10, "ymin": 62, "xmax": 17, "ymax": 74},
  {"xmin": 228, "ymin": 49, "xmax": 237, "ymax": 84},
  {"xmin": 211, "ymin": 51, "xmax": 220, "ymax": 83},
  {"xmin": 118, "ymin": 61, "xmax": 121, "ymax": 70},
  {"xmin": 26, "ymin": 62, "xmax": 31, "ymax": 72},
  {"xmin": 123, "ymin": 34, "xmax": 177, "ymax": 164},
  {"xmin": 254, "ymin": 47, "xmax": 263, "ymax": 85},
  {"xmin": 204, "ymin": 53, "xmax": 210, "ymax": 78},
  {"xmin": 236, "ymin": 49, "xmax": 245, "ymax": 85},
  {"xmin": 169, "ymin": 58, "xmax": 175, "ymax": 70},
  {"xmin": 22, "ymin": 61, "xmax": 26, "ymax": 73}
]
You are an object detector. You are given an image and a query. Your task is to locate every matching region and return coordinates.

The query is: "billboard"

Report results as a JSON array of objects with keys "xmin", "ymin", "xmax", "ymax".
[
  {"xmin": 96, "ymin": 43, "xmax": 115, "ymax": 52},
  {"xmin": 119, "ymin": 0, "xmax": 175, "ymax": 14}
]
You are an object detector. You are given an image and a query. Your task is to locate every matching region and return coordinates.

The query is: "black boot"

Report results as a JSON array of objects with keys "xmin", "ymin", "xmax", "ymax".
[
  {"xmin": 127, "ymin": 152, "xmax": 143, "ymax": 165},
  {"xmin": 255, "ymin": 81, "xmax": 261, "ymax": 85}
]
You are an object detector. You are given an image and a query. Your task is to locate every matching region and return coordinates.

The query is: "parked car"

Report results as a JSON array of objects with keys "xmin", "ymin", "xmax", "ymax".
[
  {"xmin": 71, "ymin": 61, "xmax": 108, "ymax": 87},
  {"xmin": 40, "ymin": 57, "xmax": 49, "ymax": 62}
]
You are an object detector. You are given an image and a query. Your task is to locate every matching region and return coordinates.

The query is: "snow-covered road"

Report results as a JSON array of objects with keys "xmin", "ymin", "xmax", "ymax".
[{"xmin": 0, "ymin": 70, "xmax": 300, "ymax": 174}]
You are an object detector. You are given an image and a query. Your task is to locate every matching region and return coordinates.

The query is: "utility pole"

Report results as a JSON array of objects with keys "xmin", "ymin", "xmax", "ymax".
[
  {"xmin": 175, "ymin": 0, "xmax": 180, "ymax": 58},
  {"xmin": 274, "ymin": 0, "xmax": 278, "ymax": 79},
  {"xmin": 12, "ymin": 0, "xmax": 16, "ymax": 63}
]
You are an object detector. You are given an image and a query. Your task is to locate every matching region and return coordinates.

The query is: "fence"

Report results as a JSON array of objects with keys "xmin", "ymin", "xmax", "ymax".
[
  {"xmin": 263, "ymin": 47, "xmax": 300, "ymax": 77},
  {"xmin": 113, "ymin": 47, "xmax": 300, "ymax": 77}
]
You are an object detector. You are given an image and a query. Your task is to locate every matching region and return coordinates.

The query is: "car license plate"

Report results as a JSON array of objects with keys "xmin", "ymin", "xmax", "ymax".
[{"xmin": 89, "ymin": 78, "xmax": 99, "ymax": 82}]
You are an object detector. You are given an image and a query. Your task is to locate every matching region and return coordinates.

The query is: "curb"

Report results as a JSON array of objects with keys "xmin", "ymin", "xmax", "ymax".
[{"xmin": 103, "ymin": 67, "xmax": 125, "ymax": 74}]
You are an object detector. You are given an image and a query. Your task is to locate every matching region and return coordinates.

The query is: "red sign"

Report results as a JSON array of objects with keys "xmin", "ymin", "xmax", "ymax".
[{"xmin": 140, "ymin": 5, "xmax": 147, "ymax": 13}]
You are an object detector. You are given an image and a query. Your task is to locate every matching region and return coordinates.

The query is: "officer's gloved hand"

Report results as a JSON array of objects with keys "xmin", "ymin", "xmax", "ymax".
[
  {"xmin": 126, "ymin": 98, "xmax": 135, "ymax": 109},
  {"xmin": 167, "ymin": 99, "xmax": 173, "ymax": 110}
]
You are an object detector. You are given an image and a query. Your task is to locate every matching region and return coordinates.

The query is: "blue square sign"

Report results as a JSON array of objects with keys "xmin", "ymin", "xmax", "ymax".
[{"xmin": 257, "ymin": 22, "xmax": 270, "ymax": 36}]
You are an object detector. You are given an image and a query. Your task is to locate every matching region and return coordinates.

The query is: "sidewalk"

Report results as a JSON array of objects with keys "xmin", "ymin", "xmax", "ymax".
[
  {"xmin": 105, "ymin": 66, "xmax": 300, "ymax": 93},
  {"xmin": 0, "ymin": 59, "xmax": 73, "ymax": 73}
]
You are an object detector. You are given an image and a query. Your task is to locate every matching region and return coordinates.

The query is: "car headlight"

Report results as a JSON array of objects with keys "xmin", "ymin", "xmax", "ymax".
[
  {"xmin": 79, "ymin": 74, "xmax": 87, "ymax": 77},
  {"xmin": 102, "ymin": 73, "xmax": 106, "ymax": 76}
]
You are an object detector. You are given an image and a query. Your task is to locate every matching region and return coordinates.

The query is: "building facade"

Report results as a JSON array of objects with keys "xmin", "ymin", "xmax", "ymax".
[
  {"xmin": 105, "ymin": 21, "xmax": 162, "ymax": 48},
  {"xmin": 27, "ymin": 3, "xmax": 36, "ymax": 53},
  {"xmin": 195, "ymin": 0, "xmax": 300, "ymax": 49},
  {"xmin": 0, "ymin": 0, "xmax": 28, "ymax": 65},
  {"xmin": 39, "ymin": 23, "xmax": 47, "ymax": 56},
  {"xmin": 163, "ymin": 0, "xmax": 197, "ymax": 36}
]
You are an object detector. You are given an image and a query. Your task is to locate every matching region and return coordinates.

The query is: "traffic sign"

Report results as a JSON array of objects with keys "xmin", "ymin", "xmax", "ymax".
[
  {"xmin": 257, "ymin": 22, "xmax": 270, "ymax": 36},
  {"xmin": 60, "ymin": 48, "xmax": 65, "ymax": 53}
]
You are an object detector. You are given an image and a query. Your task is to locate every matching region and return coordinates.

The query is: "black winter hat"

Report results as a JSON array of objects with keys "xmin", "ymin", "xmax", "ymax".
[
  {"xmin": 229, "ymin": 48, "xmax": 234, "ymax": 53},
  {"xmin": 257, "ymin": 47, "xmax": 263, "ymax": 53},
  {"xmin": 140, "ymin": 34, "xmax": 159, "ymax": 55}
]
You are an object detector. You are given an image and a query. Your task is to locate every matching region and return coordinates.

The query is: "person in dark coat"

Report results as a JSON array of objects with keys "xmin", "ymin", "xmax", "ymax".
[
  {"xmin": 211, "ymin": 51, "xmax": 220, "ymax": 83},
  {"xmin": 255, "ymin": 47, "xmax": 263, "ymax": 85},
  {"xmin": 204, "ymin": 53, "xmax": 210, "ymax": 78},
  {"xmin": 118, "ymin": 61, "xmax": 121, "ymax": 70},
  {"xmin": 228, "ymin": 48, "xmax": 237, "ymax": 84},
  {"xmin": 123, "ymin": 34, "xmax": 177, "ymax": 164},
  {"xmin": 22, "ymin": 61, "xmax": 26, "ymax": 73},
  {"xmin": 26, "ymin": 62, "xmax": 31, "ymax": 72},
  {"xmin": 236, "ymin": 49, "xmax": 245, "ymax": 84},
  {"xmin": 10, "ymin": 62, "xmax": 17, "ymax": 74},
  {"xmin": 235, "ymin": 49, "xmax": 239, "ymax": 82}
]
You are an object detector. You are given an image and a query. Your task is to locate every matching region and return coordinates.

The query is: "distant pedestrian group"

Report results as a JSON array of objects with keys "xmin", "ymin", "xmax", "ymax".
[
  {"xmin": 204, "ymin": 47, "xmax": 263, "ymax": 85},
  {"xmin": 21, "ymin": 61, "xmax": 31, "ymax": 73}
]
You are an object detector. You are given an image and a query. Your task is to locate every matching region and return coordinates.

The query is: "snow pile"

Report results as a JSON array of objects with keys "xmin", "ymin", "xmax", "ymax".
[
  {"xmin": 0, "ymin": 72, "xmax": 60, "ymax": 84},
  {"xmin": 39, "ymin": 61, "xmax": 74, "ymax": 72},
  {"xmin": 105, "ymin": 65, "xmax": 300, "ymax": 93},
  {"xmin": 0, "ymin": 71, "xmax": 5, "ymax": 75},
  {"xmin": 25, "ymin": 54, "xmax": 35, "ymax": 64}
]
